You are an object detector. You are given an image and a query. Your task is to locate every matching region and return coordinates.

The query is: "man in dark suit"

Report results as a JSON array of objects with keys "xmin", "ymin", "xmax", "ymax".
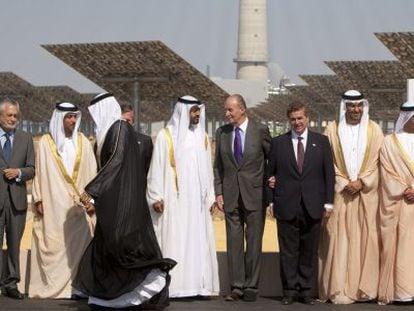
[
  {"xmin": 0, "ymin": 98, "xmax": 35, "ymax": 299},
  {"xmin": 214, "ymin": 94, "xmax": 271, "ymax": 302},
  {"xmin": 120, "ymin": 104, "xmax": 153, "ymax": 175},
  {"xmin": 268, "ymin": 101, "xmax": 334, "ymax": 305}
]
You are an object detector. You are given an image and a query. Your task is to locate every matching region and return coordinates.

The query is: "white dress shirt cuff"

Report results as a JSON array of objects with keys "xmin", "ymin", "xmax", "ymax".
[
  {"xmin": 324, "ymin": 203, "xmax": 333, "ymax": 210},
  {"xmin": 15, "ymin": 169, "xmax": 22, "ymax": 183}
]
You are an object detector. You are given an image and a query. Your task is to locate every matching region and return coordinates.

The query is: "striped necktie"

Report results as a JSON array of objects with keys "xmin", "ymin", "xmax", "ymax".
[{"xmin": 297, "ymin": 136, "xmax": 304, "ymax": 173}]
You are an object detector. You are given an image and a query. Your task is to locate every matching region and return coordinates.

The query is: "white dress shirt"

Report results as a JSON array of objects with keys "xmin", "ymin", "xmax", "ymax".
[{"xmin": 291, "ymin": 128, "xmax": 308, "ymax": 160}]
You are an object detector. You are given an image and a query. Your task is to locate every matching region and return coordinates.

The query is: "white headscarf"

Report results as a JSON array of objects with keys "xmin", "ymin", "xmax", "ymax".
[
  {"xmin": 395, "ymin": 107, "xmax": 414, "ymax": 134},
  {"xmin": 88, "ymin": 93, "xmax": 121, "ymax": 156},
  {"xmin": 338, "ymin": 90, "xmax": 369, "ymax": 181},
  {"xmin": 49, "ymin": 102, "xmax": 81, "ymax": 154},
  {"xmin": 49, "ymin": 102, "xmax": 81, "ymax": 176},
  {"xmin": 395, "ymin": 80, "xmax": 414, "ymax": 161},
  {"xmin": 166, "ymin": 96, "xmax": 210, "ymax": 202}
]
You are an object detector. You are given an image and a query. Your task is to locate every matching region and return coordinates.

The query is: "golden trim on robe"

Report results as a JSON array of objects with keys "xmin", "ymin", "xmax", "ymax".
[
  {"xmin": 46, "ymin": 133, "xmax": 83, "ymax": 196},
  {"xmin": 164, "ymin": 128, "xmax": 179, "ymax": 192},
  {"xmin": 391, "ymin": 132, "xmax": 414, "ymax": 177},
  {"xmin": 334, "ymin": 120, "xmax": 374, "ymax": 179},
  {"xmin": 358, "ymin": 121, "xmax": 373, "ymax": 177}
]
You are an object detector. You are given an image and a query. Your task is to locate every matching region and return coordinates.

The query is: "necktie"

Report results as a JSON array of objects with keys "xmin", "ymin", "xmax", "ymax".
[
  {"xmin": 234, "ymin": 127, "xmax": 243, "ymax": 165},
  {"xmin": 297, "ymin": 136, "xmax": 304, "ymax": 173},
  {"xmin": 3, "ymin": 133, "xmax": 11, "ymax": 163}
]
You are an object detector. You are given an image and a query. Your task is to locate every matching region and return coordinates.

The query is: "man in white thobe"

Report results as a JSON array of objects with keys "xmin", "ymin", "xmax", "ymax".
[
  {"xmin": 147, "ymin": 95, "xmax": 220, "ymax": 298},
  {"xmin": 29, "ymin": 102, "xmax": 97, "ymax": 298}
]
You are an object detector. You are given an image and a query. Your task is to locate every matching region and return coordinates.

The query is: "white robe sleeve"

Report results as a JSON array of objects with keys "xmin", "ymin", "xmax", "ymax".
[
  {"xmin": 146, "ymin": 131, "xmax": 167, "ymax": 208},
  {"xmin": 205, "ymin": 139, "xmax": 216, "ymax": 209}
]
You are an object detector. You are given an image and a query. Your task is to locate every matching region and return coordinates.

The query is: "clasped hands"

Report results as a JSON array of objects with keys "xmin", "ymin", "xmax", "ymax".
[
  {"xmin": 343, "ymin": 179, "xmax": 363, "ymax": 195},
  {"xmin": 80, "ymin": 191, "xmax": 95, "ymax": 215},
  {"xmin": 3, "ymin": 168, "xmax": 19, "ymax": 180}
]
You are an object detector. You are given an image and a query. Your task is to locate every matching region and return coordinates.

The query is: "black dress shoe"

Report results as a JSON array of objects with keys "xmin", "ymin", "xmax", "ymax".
[
  {"xmin": 88, "ymin": 304, "xmax": 115, "ymax": 310},
  {"xmin": 225, "ymin": 292, "xmax": 242, "ymax": 301},
  {"xmin": 300, "ymin": 296, "xmax": 315, "ymax": 305},
  {"xmin": 281, "ymin": 296, "xmax": 294, "ymax": 305},
  {"xmin": 3, "ymin": 287, "xmax": 24, "ymax": 299},
  {"xmin": 243, "ymin": 290, "xmax": 257, "ymax": 302}
]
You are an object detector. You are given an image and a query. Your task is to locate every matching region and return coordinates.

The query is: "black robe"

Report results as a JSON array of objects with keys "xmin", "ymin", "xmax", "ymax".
[{"xmin": 73, "ymin": 120, "xmax": 175, "ymax": 300}]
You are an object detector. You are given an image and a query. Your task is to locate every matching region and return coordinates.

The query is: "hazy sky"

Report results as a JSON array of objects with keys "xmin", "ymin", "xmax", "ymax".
[{"xmin": 1, "ymin": 0, "xmax": 414, "ymax": 93}]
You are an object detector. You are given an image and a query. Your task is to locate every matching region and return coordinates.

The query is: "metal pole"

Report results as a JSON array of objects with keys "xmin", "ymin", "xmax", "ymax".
[
  {"xmin": 132, "ymin": 81, "xmax": 140, "ymax": 132},
  {"xmin": 317, "ymin": 111, "xmax": 321, "ymax": 133}
]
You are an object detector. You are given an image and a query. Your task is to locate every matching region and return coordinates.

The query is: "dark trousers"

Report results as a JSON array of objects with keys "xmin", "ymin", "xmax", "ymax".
[
  {"xmin": 224, "ymin": 196, "xmax": 265, "ymax": 295},
  {"xmin": 277, "ymin": 200, "xmax": 321, "ymax": 297},
  {"xmin": 0, "ymin": 190, "xmax": 27, "ymax": 289}
]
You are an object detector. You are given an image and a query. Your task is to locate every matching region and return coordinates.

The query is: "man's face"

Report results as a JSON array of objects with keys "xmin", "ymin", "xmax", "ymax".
[
  {"xmin": 0, "ymin": 104, "xmax": 18, "ymax": 132},
  {"xmin": 403, "ymin": 115, "xmax": 414, "ymax": 133},
  {"xmin": 122, "ymin": 111, "xmax": 135, "ymax": 125},
  {"xmin": 289, "ymin": 109, "xmax": 309, "ymax": 135},
  {"xmin": 345, "ymin": 101, "xmax": 364, "ymax": 125},
  {"xmin": 225, "ymin": 97, "xmax": 245, "ymax": 126},
  {"xmin": 63, "ymin": 113, "xmax": 77, "ymax": 137},
  {"xmin": 189, "ymin": 106, "xmax": 201, "ymax": 125}
]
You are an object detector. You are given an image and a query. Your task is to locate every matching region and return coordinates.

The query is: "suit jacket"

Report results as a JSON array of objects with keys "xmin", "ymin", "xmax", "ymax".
[
  {"xmin": 136, "ymin": 132, "xmax": 153, "ymax": 175},
  {"xmin": 214, "ymin": 120, "xmax": 271, "ymax": 211},
  {"xmin": 0, "ymin": 129, "xmax": 35, "ymax": 211},
  {"xmin": 268, "ymin": 130, "xmax": 334, "ymax": 221}
]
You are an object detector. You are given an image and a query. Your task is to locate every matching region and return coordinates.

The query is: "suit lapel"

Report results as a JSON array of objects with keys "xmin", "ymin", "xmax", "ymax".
[
  {"xmin": 10, "ymin": 130, "xmax": 20, "ymax": 162},
  {"xmin": 0, "ymin": 138, "xmax": 4, "ymax": 162},
  {"xmin": 286, "ymin": 131, "xmax": 299, "ymax": 173},
  {"xmin": 239, "ymin": 122, "xmax": 253, "ymax": 168},
  {"xmin": 224, "ymin": 126, "xmax": 238, "ymax": 167},
  {"xmin": 302, "ymin": 131, "xmax": 315, "ymax": 175}
]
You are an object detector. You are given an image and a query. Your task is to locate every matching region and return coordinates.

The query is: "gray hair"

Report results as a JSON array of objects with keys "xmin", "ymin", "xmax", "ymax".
[
  {"xmin": 0, "ymin": 97, "xmax": 20, "ymax": 115},
  {"xmin": 228, "ymin": 94, "xmax": 247, "ymax": 110}
]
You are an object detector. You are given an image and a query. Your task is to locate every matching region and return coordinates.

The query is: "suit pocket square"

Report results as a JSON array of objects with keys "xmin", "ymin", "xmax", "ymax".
[{"xmin": 312, "ymin": 143, "xmax": 316, "ymax": 147}]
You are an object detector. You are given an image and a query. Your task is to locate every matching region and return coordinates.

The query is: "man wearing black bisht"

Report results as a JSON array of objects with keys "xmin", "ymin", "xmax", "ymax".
[{"xmin": 74, "ymin": 93, "xmax": 175, "ymax": 310}]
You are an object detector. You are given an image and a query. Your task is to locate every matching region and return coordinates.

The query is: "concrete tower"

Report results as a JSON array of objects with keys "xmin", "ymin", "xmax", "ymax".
[{"xmin": 235, "ymin": 0, "xmax": 268, "ymax": 81}]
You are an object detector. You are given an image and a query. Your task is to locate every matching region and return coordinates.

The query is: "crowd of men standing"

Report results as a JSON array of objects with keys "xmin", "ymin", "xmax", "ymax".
[{"xmin": 0, "ymin": 84, "xmax": 413, "ymax": 309}]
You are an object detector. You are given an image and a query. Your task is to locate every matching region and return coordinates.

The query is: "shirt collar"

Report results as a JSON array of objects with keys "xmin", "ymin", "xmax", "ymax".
[
  {"xmin": 0, "ymin": 127, "xmax": 15, "ymax": 137},
  {"xmin": 291, "ymin": 127, "xmax": 308, "ymax": 140},
  {"xmin": 234, "ymin": 117, "xmax": 249, "ymax": 132}
]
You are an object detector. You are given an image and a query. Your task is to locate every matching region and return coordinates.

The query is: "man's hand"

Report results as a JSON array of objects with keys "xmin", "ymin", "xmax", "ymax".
[
  {"xmin": 210, "ymin": 203, "xmax": 217, "ymax": 214},
  {"xmin": 85, "ymin": 202, "xmax": 95, "ymax": 216},
  {"xmin": 403, "ymin": 187, "xmax": 414, "ymax": 203},
  {"xmin": 324, "ymin": 208, "xmax": 333, "ymax": 218},
  {"xmin": 35, "ymin": 201, "xmax": 43, "ymax": 216},
  {"xmin": 268, "ymin": 176, "xmax": 276, "ymax": 189},
  {"xmin": 3, "ymin": 168, "xmax": 19, "ymax": 180},
  {"xmin": 215, "ymin": 195, "xmax": 224, "ymax": 212},
  {"xmin": 344, "ymin": 179, "xmax": 363, "ymax": 195},
  {"xmin": 80, "ymin": 191, "xmax": 92, "ymax": 206},
  {"xmin": 153, "ymin": 201, "xmax": 164, "ymax": 213},
  {"xmin": 266, "ymin": 204, "xmax": 274, "ymax": 218}
]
